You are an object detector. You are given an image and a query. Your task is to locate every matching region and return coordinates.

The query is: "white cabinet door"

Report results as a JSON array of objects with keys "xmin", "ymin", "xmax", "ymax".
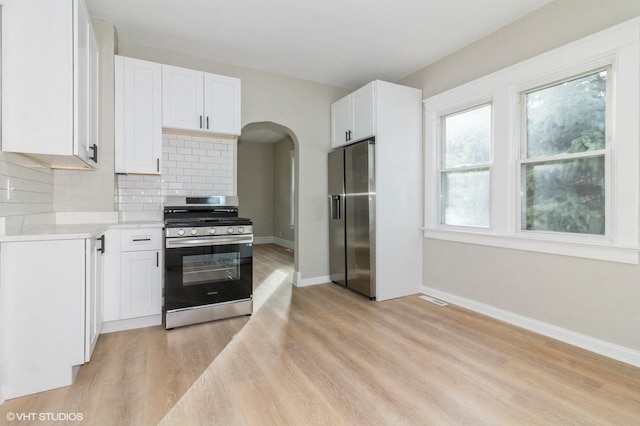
[
  {"xmin": 1, "ymin": 0, "xmax": 98, "ymax": 168},
  {"xmin": 115, "ymin": 56, "xmax": 162, "ymax": 174},
  {"xmin": 351, "ymin": 82, "xmax": 375, "ymax": 142},
  {"xmin": 102, "ymin": 229, "xmax": 121, "ymax": 322},
  {"xmin": 331, "ymin": 95, "xmax": 352, "ymax": 148},
  {"xmin": 162, "ymin": 64, "xmax": 205, "ymax": 131},
  {"xmin": 203, "ymin": 73, "xmax": 242, "ymax": 135},
  {"xmin": 85, "ymin": 235, "xmax": 104, "ymax": 362},
  {"xmin": 120, "ymin": 250, "xmax": 162, "ymax": 320}
]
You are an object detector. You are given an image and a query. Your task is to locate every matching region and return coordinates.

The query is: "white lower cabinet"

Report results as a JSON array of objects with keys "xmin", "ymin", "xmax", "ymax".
[
  {"xmin": 0, "ymin": 236, "xmax": 103, "ymax": 399},
  {"xmin": 103, "ymin": 227, "xmax": 163, "ymax": 332}
]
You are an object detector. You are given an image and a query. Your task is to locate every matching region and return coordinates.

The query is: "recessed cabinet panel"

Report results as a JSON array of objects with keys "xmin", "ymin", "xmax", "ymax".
[
  {"xmin": 115, "ymin": 56, "xmax": 162, "ymax": 174},
  {"xmin": 120, "ymin": 251, "xmax": 162, "ymax": 319},
  {"xmin": 331, "ymin": 96, "xmax": 352, "ymax": 148},
  {"xmin": 162, "ymin": 65, "xmax": 205, "ymax": 131},
  {"xmin": 203, "ymin": 73, "xmax": 242, "ymax": 135}
]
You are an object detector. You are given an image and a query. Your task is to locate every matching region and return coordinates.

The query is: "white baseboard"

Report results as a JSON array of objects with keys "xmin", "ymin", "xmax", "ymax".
[
  {"xmin": 421, "ymin": 286, "xmax": 640, "ymax": 368},
  {"xmin": 293, "ymin": 271, "xmax": 331, "ymax": 287},
  {"xmin": 101, "ymin": 314, "xmax": 162, "ymax": 334},
  {"xmin": 253, "ymin": 236, "xmax": 294, "ymax": 250}
]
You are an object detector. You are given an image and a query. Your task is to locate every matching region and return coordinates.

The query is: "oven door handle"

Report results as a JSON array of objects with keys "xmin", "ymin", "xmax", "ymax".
[{"xmin": 165, "ymin": 235, "xmax": 253, "ymax": 249}]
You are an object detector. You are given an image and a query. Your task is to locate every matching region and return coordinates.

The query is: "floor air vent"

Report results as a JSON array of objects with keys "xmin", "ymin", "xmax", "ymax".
[{"xmin": 419, "ymin": 295, "xmax": 448, "ymax": 306}]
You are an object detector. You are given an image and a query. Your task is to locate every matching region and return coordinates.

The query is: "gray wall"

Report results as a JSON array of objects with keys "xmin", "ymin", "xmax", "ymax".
[
  {"xmin": 398, "ymin": 0, "xmax": 640, "ymax": 352},
  {"xmin": 273, "ymin": 137, "xmax": 295, "ymax": 243},
  {"xmin": 237, "ymin": 137, "xmax": 295, "ymax": 245},
  {"xmin": 237, "ymin": 141, "xmax": 274, "ymax": 239}
]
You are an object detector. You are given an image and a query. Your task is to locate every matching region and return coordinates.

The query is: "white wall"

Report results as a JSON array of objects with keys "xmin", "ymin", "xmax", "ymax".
[
  {"xmin": 118, "ymin": 41, "xmax": 349, "ymax": 281},
  {"xmin": 237, "ymin": 141, "xmax": 274, "ymax": 238},
  {"xmin": 399, "ymin": 0, "xmax": 640, "ymax": 356}
]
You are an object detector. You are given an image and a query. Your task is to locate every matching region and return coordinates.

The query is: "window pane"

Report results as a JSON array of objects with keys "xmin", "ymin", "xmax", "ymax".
[
  {"xmin": 526, "ymin": 71, "xmax": 606, "ymax": 158},
  {"xmin": 442, "ymin": 169, "xmax": 490, "ymax": 227},
  {"xmin": 444, "ymin": 104, "xmax": 491, "ymax": 168},
  {"xmin": 524, "ymin": 156, "xmax": 605, "ymax": 235}
]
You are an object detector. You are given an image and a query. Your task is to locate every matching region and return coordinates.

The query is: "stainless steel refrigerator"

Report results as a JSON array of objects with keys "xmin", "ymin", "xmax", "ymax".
[{"xmin": 328, "ymin": 139, "xmax": 376, "ymax": 299}]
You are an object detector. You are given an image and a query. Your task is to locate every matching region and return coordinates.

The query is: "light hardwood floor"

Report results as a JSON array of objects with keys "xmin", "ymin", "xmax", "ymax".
[{"xmin": 2, "ymin": 244, "xmax": 640, "ymax": 425}]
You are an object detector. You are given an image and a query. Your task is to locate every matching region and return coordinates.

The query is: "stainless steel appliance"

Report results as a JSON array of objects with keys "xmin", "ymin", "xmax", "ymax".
[
  {"xmin": 328, "ymin": 139, "xmax": 376, "ymax": 298},
  {"xmin": 163, "ymin": 196, "xmax": 253, "ymax": 329}
]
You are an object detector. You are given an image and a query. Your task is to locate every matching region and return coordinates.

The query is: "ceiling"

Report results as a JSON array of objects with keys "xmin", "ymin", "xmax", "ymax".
[{"xmin": 86, "ymin": 0, "xmax": 555, "ymax": 90}]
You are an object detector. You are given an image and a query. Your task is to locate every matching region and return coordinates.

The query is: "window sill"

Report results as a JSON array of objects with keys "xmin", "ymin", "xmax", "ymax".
[{"xmin": 423, "ymin": 228, "xmax": 638, "ymax": 264}]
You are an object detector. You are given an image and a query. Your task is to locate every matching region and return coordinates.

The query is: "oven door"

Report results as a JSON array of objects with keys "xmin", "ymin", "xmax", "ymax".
[{"xmin": 164, "ymin": 236, "xmax": 253, "ymax": 312}]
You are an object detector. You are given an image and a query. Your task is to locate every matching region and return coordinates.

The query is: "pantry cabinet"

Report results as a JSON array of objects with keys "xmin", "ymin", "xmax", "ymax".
[
  {"xmin": 115, "ymin": 55, "xmax": 163, "ymax": 174},
  {"xmin": 1, "ymin": 0, "xmax": 100, "ymax": 169},
  {"xmin": 331, "ymin": 81, "xmax": 375, "ymax": 148},
  {"xmin": 162, "ymin": 64, "xmax": 241, "ymax": 135}
]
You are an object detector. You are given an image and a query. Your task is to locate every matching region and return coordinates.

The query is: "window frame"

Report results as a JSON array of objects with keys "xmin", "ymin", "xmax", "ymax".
[
  {"xmin": 422, "ymin": 19, "xmax": 640, "ymax": 264},
  {"xmin": 438, "ymin": 102, "xmax": 493, "ymax": 230}
]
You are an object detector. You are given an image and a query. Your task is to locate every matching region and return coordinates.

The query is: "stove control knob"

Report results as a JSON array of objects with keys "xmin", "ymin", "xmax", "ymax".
[
  {"xmin": 238, "ymin": 227, "xmax": 245, "ymax": 233},
  {"xmin": 177, "ymin": 229, "xmax": 185, "ymax": 236},
  {"xmin": 190, "ymin": 228, "xmax": 198, "ymax": 235},
  {"xmin": 227, "ymin": 227, "xmax": 234, "ymax": 234},
  {"xmin": 209, "ymin": 228, "xmax": 217, "ymax": 235}
]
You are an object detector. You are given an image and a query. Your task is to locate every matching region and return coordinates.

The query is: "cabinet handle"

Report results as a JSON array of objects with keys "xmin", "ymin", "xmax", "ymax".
[
  {"xmin": 89, "ymin": 144, "xmax": 98, "ymax": 163},
  {"xmin": 345, "ymin": 131, "xmax": 348, "ymax": 142},
  {"xmin": 206, "ymin": 116, "xmax": 209, "ymax": 130},
  {"xmin": 348, "ymin": 130, "xmax": 352, "ymax": 141},
  {"xmin": 199, "ymin": 115, "xmax": 203, "ymax": 129},
  {"xmin": 156, "ymin": 251, "xmax": 159, "ymax": 267},
  {"xmin": 132, "ymin": 238, "xmax": 151, "ymax": 242},
  {"xmin": 157, "ymin": 158, "xmax": 160, "ymax": 173},
  {"xmin": 97, "ymin": 235, "xmax": 105, "ymax": 254}
]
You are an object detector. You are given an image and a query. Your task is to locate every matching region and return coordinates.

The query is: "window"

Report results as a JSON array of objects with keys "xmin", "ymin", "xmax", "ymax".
[
  {"xmin": 440, "ymin": 104, "xmax": 492, "ymax": 227},
  {"xmin": 520, "ymin": 69, "xmax": 609, "ymax": 236},
  {"xmin": 422, "ymin": 19, "xmax": 640, "ymax": 264}
]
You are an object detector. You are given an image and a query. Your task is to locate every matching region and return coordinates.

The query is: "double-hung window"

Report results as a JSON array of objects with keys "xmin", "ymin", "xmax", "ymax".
[
  {"xmin": 423, "ymin": 19, "xmax": 639, "ymax": 264},
  {"xmin": 520, "ymin": 69, "xmax": 609, "ymax": 236},
  {"xmin": 440, "ymin": 104, "xmax": 492, "ymax": 228}
]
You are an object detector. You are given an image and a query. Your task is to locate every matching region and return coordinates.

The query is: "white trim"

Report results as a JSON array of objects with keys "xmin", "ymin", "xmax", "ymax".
[
  {"xmin": 100, "ymin": 315, "xmax": 162, "ymax": 334},
  {"xmin": 293, "ymin": 271, "xmax": 330, "ymax": 287},
  {"xmin": 253, "ymin": 236, "xmax": 294, "ymax": 250},
  {"xmin": 421, "ymin": 286, "xmax": 640, "ymax": 368},
  {"xmin": 253, "ymin": 236, "xmax": 274, "ymax": 245}
]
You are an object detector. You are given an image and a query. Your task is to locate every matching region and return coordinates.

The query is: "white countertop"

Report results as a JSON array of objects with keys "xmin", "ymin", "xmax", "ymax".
[{"xmin": 0, "ymin": 212, "xmax": 163, "ymax": 243}]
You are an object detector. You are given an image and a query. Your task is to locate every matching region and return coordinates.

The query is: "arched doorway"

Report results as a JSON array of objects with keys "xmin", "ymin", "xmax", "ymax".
[{"xmin": 237, "ymin": 122, "xmax": 299, "ymax": 270}]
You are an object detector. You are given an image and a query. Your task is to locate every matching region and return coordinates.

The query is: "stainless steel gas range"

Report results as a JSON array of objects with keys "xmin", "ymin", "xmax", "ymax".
[{"xmin": 163, "ymin": 196, "xmax": 253, "ymax": 329}]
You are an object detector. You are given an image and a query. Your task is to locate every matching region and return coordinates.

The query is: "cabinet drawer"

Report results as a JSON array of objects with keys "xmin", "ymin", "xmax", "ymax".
[{"xmin": 120, "ymin": 229, "xmax": 162, "ymax": 252}]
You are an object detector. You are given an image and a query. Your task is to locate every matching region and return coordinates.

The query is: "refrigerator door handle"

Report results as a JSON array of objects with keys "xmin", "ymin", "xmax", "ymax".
[{"xmin": 330, "ymin": 195, "xmax": 342, "ymax": 220}]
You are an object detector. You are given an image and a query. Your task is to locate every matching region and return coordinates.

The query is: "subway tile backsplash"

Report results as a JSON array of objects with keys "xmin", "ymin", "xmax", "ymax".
[
  {"xmin": 0, "ymin": 153, "xmax": 54, "ymax": 217},
  {"xmin": 116, "ymin": 133, "xmax": 236, "ymax": 212}
]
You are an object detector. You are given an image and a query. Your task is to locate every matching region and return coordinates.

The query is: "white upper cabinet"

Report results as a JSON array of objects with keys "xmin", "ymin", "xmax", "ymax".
[
  {"xmin": 162, "ymin": 64, "xmax": 241, "ymax": 135},
  {"xmin": 1, "ymin": 0, "xmax": 99, "ymax": 169},
  {"xmin": 331, "ymin": 82, "xmax": 375, "ymax": 148},
  {"xmin": 115, "ymin": 55, "xmax": 163, "ymax": 174}
]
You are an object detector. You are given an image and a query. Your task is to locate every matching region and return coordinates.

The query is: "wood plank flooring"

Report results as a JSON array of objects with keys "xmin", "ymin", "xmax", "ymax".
[{"xmin": 2, "ymin": 243, "xmax": 640, "ymax": 425}]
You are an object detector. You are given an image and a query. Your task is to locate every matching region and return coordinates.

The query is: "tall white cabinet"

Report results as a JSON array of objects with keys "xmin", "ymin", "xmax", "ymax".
[
  {"xmin": 330, "ymin": 80, "xmax": 423, "ymax": 301},
  {"xmin": 1, "ymin": 0, "xmax": 100, "ymax": 169}
]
